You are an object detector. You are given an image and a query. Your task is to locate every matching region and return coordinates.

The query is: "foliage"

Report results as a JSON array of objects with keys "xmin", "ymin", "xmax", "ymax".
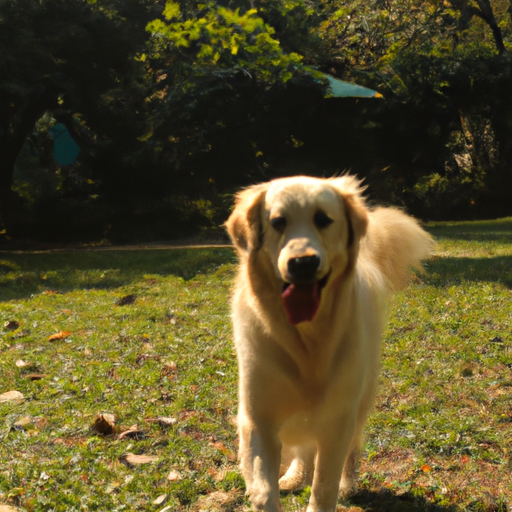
[
  {"xmin": 315, "ymin": 0, "xmax": 512, "ymax": 219},
  {"xmin": 0, "ymin": 0, "xmax": 161, "ymax": 237},
  {"xmin": 1, "ymin": 218, "xmax": 511, "ymax": 511},
  {"xmin": 2, "ymin": 0, "xmax": 512, "ymax": 244},
  {"xmin": 146, "ymin": 1, "xmax": 303, "ymax": 83}
]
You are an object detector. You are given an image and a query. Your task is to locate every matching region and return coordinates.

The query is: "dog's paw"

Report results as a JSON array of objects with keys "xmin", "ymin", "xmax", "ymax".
[
  {"xmin": 338, "ymin": 476, "xmax": 357, "ymax": 498},
  {"xmin": 278, "ymin": 458, "xmax": 310, "ymax": 492},
  {"xmin": 278, "ymin": 474, "xmax": 303, "ymax": 492}
]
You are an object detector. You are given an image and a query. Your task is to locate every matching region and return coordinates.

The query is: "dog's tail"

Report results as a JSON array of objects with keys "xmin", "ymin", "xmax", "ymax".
[{"xmin": 360, "ymin": 207, "xmax": 434, "ymax": 293}]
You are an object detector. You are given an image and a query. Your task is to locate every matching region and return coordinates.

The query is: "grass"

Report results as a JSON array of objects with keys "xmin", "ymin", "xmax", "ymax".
[{"xmin": 0, "ymin": 219, "xmax": 511, "ymax": 512}]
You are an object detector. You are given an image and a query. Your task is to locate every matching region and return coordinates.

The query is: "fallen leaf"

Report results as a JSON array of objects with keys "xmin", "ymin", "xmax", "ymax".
[
  {"xmin": 14, "ymin": 416, "xmax": 33, "ymax": 428},
  {"xmin": 145, "ymin": 416, "xmax": 177, "ymax": 427},
  {"xmin": 117, "ymin": 424, "xmax": 145, "ymax": 440},
  {"xmin": 15, "ymin": 359, "xmax": 32, "ymax": 368},
  {"xmin": 116, "ymin": 294, "xmax": 136, "ymax": 306},
  {"xmin": 461, "ymin": 454, "xmax": 471, "ymax": 464},
  {"xmin": 153, "ymin": 494, "xmax": 168, "ymax": 506},
  {"xmin": 167, "ymin": 470, "xmax": 181, "ymax": 481},
  {"xmin": 210, "ymin": 441, "xmax": 229, "ymax": 453},
  {"xmin": 120, "ymin": 453, "xmax": 159, "ymax": 466},
  {"xmin": 24, "ymin": 374, "xmax": 48, "ymax": 381},
  {"xmin": 4, "ymin": 320, "xmax": 20, "ymax": 331},
  {"xmin": 420, "ymin": 464, "xmax": 431, "ymax": 473},
  {"xmin": 157, "ymin": 507, "xmax": 173, "ymax": 512},
  {"xmin": 48, "ymin": 331, "xmax": 71, "ymax": 341},
  {"xmin": 207, "ymin": 468, "xmax": 226, "ymax": 481},
  {"xmin": 0, "ymin": 504, "xmax": 26, "ymax": 512},
  {"xmin": 161, "ymin": 361, "xmax": 178, "ymax": 376},
  {"xmin": 92, "ymin": 413, "xmax": 116, "ymax": 435},
  {"xmin": 0, "ymin": 391, "xmax": 25, "ymax": 403},
  {"xmin": 189, "ymin": 490, "xmax": 241, "ymax": 512}
]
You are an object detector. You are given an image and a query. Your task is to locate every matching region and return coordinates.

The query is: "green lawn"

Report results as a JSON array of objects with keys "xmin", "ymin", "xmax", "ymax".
[{"xmin": 0, "ymin": 219, "xmax": 511, "ymax": 512}]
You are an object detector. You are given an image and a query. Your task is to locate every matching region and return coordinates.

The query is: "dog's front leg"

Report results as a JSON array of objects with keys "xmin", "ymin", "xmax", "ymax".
[
  {"xmin": 239, "ymin": 416, "xmax": 283, "ymax": 512},
  {"xmin": 306, "ymin": 421, "xmax": 355, "ymax": 512}
]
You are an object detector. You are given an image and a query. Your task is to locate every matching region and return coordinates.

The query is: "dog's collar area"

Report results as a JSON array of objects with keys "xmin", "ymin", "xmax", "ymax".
[{"xmin": 281, "ymin": 272, "xmax": 330, "ymax": 325}]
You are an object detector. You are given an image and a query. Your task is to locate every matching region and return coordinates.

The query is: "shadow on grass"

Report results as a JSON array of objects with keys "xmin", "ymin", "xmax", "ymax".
[
  {"xmin": 349, "ymin": 489, "xmax": 461, "ymax": 512},
  {"xmin": 424, "ymin": 255, "xmax": 512, "ymax": 288},
  {"xmin": 0, "ymin": 247, "xmax": 237, "ymax": 301},
  {"xmin": 427, "ymin": 218, "xmax": 512, "ymax": 243}
]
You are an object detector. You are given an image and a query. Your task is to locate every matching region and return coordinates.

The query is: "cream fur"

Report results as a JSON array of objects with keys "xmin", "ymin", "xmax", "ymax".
[{"xmin": 225, "ymin": 175, "xmax": 434, "ymax": 512}]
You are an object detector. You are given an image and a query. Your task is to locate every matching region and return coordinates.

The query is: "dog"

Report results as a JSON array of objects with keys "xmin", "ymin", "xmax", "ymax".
[{"xmin": 225, "ymin": 175, "xmax": 433, "ymax": 512}]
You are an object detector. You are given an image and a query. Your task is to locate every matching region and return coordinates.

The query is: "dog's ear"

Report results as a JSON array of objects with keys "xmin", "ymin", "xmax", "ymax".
[
  {"xmin": 330, "ymin": 176, "xmax": 369, "ymax": 247},
  {"xmin": 225, "ymin": 183, "xmax": 268, "ymax": 253}
]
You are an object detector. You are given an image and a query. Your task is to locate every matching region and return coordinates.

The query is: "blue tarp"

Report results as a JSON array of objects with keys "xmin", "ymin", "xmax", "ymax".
[
  {"xmin": 322, "ymin": 74, "xmax": 383, "ymax": 99},
  {"xmin": 48, "ymin": 123, "xmax": 80, "ymax": 166}
]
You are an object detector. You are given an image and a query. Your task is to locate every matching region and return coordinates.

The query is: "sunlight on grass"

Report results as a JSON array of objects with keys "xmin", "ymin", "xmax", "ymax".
[{"xmin": 1, "ymin": 221, "xmax": 511, "ymax": 511}]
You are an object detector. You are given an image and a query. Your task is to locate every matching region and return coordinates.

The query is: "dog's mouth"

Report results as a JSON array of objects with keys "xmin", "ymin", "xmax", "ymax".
[{"xmin": 281, "ymin": 273, "xmax": 330, "ymax": 325}]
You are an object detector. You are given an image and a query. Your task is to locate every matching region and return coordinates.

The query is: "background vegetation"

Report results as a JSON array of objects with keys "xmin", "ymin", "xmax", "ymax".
[
  {"xmin": 1, "ymin": 0, "xmax": 512, "ymax": 245},
  {"xmin": 1, "ymin": 218, "xmax": 511, "ymax": 511}
]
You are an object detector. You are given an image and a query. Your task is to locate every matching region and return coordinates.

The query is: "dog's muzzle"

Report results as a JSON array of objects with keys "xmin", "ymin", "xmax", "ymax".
[
  {"xmin": 282, "ymin": 256, "xmax": 329, "ymax": 325},
  {"xmin": 287, "ymin": 255, "xmax": 321, "ymax": 284}
]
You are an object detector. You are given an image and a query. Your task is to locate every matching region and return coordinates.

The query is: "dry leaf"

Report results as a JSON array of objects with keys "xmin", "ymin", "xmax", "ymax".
[
  {"xmin": 157, "ymin": 507, "xmax": 173, "ymax": 512},
  {"xmin": 207, "ymin": 468, "xmax": 225, "ymax": 482},
  {"xmin": 167, "ymin": 470, "xmax": 181, "ymax": 481},
  {"xmin": 189, "ymin": 490, "xmax": 241, "ymax": 512},
  {"xmin": 15, "ymin": 359, "xmax": 32, "ymax": 368},
  {"xmin": 145, "ymin": 416, "xmax": 177, "ymax": 427},
  {"xmin": 24, "ymin": 374, "xmax": 48, "ymax": 381},
  {"xmin": 0, "ymin": 390, "xmax": 25, "ymax": 403},
  {"xmin": 117, "ymin": 424, "xmax": 145, "ymax": 440},
  {"xmin": 120, "ymin": 453, "xmax": 159, "ymax": 466},
  {"xmin": 209, "ymin": 441, "xmax": 229, "ymax": 453},
  {"xmin": 161, "ymin": 361, "xmax": 178, "ymax": 376},
  {"xmin": 153, "ymin": 494, "xmax": 168, "ymax": 506},
  {"xmin": 420, "ymin": 464, "xmax": 431, "ymax": 473},
  {"xmin": 92, "ymin": 413, "xmax": 116, "ymax": 435},
  {"xmin": 48, "ymin": 331, "xmax": 71, "ymax": 341},
  {"xmin": 14, "ymin": 416, "xmax": 33, "ymax": 428},
  {"xmin": 4, "ymin": 320, "xmax": 20, "ymax": 331},
  {"xmin": 0, "ymin": 505, "xmax": 26, "ymax": 512}
]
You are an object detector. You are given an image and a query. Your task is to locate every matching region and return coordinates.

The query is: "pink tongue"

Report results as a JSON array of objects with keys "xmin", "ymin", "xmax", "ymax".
[{"xmin": 282, "ymin": 282, "xmax": 320, "ymax": 325}]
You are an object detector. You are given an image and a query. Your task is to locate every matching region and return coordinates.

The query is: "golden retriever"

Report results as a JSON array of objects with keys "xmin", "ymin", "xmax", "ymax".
[{"xmin": 225, "ymin": 175, "xmax": 433, "ymax": 512}]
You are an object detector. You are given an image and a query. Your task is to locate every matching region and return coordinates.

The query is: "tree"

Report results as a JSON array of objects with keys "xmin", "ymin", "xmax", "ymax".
[
  {"xmin": 128, "ymin": 0, "xmax": 331, "ymax": 198},
  {"xmin": 314, "ymin": 0, "xmax": 512, "ymax": 219},
  {"xmin": 0, "ymin": 0, "xmax": 156, "ymax": 235}
]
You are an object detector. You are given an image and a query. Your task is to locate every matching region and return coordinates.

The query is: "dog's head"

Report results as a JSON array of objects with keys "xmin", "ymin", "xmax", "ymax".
[{"xmin": 226, "ymin": 176, "xmax": 368, "ymax": 325}]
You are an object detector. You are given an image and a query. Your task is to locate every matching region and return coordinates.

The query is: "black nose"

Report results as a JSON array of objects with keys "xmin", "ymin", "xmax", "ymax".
[{"xmin": 287, "ymin": 255, "xmax": 321, "ymax": 283}]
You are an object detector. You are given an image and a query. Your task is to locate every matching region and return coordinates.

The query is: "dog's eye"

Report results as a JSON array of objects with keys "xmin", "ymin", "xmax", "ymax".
[
  {"xmin": 270, "ymin": 216, "xmax": 286, "ymax": 232},
  {"xmin": 314, "ymin": 211, "xmax": 333, "ymax": 229}
]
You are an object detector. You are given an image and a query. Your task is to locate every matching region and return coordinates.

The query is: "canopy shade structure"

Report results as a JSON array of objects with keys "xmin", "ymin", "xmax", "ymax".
[
  {"xmin": 322, "ymin": 74, "xmax": 383, "ymax": 99},
  {"xmin": 48, "ymin": 123, "xmax": 80, "ymax": 166}
]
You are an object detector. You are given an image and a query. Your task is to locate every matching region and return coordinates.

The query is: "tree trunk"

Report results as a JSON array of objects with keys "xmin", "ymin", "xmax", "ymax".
[{"xmin": 473, "ymin": 0, "xmax": 507, "ymax": 54}]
